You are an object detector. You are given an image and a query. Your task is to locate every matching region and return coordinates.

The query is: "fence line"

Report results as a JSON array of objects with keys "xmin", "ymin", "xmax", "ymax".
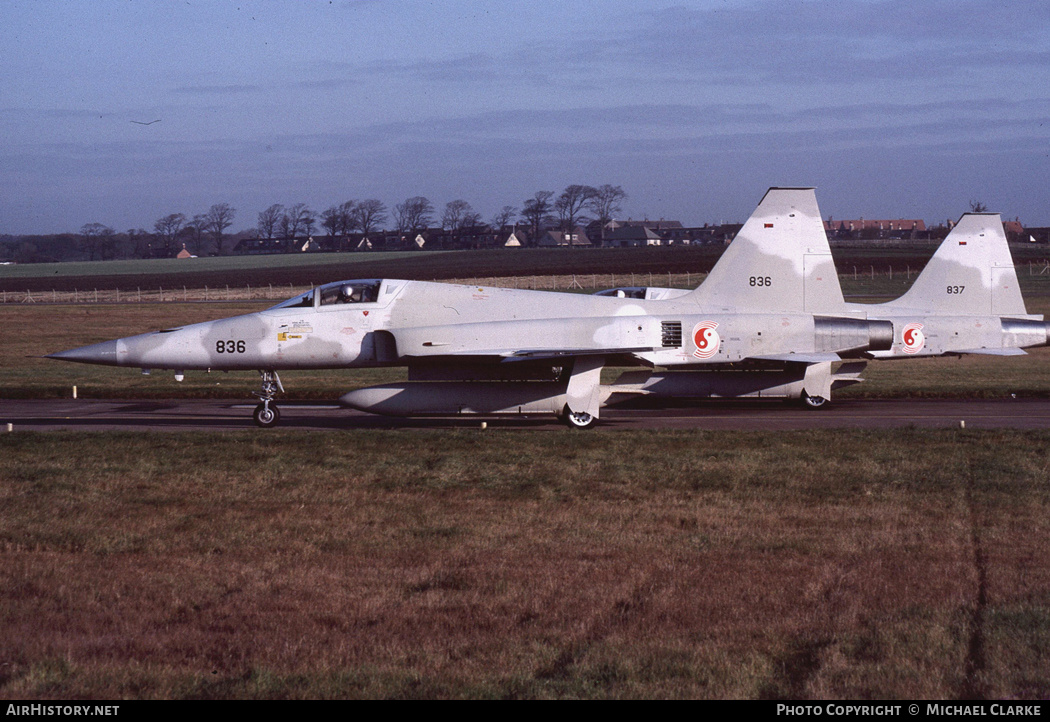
[
  {"xmin": 3, "ymin": 274, "xmax": 698, "ymax": 304},
  {"xmin": 4, "ymin": 263, "xmax": 1050, "ymax": 304},
  {"xmin": 4, "ymin": 283, "xmax": 306, "ymax": 305}
]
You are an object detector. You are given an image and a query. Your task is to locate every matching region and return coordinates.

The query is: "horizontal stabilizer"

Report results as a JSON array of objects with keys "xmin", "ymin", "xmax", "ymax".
[{"xmin": 832, "ymin": 361, "xmax": 868, "ymax": 390}]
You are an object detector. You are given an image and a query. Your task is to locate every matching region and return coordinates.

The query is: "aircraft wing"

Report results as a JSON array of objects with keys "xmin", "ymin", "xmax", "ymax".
[
  {"xmin": 508, "ymin": 347, "xmax": 657, "ymax": 359},
  {"xmin": 390, "ymin": 317, "xmax": 663, "ymax": 361},
  {"xmin": 396, "ymin": 346, "xmax": 658, "ymax": 361},
  {"xmin": 747, "ymin": 352, "xmax": 843, "ymax": 364}
]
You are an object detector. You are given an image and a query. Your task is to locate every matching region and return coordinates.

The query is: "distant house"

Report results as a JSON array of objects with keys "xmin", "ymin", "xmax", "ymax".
[
  {"xmin": 1003, "ymin": 219, "xmax": 1026, "ymax": 243},
  {"xmin": 1026, "ymin": 227, "xmax": 1050, "ymax": 244},
  {"xmin": 537, "ymin": 227, "xmax": 591, "ymax": 247},
  {"xmin": 455, "ymin": 228, "xmax": 499, "ymax": 249},
  {"xmin": 502, "ymin": 229, "xmax": 528, "ymax": 248},
  {"xmin": 605, "ymin": 219, "xmax": 683, "ymax": 231},
  {"xmin": 824, "ymin": 218, "xmax": 927, "ymax": 240},
  {"xmin": 590, "ymin": 219, "xmax": 685, "ymax": 246},
  {"xmin": 332, "ymin": 232, "xmax": 393, "ymax": 251},
  {"xmin": 689, "ymin": 223, "xmax": 743, "ymax": 245},
  {"xmin": 604, "ymin": 226, "xmax": 663, "ymax": 247},
  {"xmin": 234, "ymin": 237, "xmax": 312, "ymax": 254},
  {"xmin": 410, "ymin": 228, "xmax": 472, "ymax": 250}
]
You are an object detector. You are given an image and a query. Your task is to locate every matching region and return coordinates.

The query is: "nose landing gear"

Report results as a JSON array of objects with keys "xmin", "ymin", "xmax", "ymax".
[{"xmin": 252, "ymin": 370, "xmax": 284, "ymax": 428}]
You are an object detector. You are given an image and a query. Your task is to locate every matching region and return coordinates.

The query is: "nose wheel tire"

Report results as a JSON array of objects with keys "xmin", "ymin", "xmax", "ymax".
[
  {"xmin": 253, "ymin": 403, "xmax": 281, "ymax": 428},
  {"xmin": 563, "ymin": 406, "xmax": 597, "ymax": 429},
  {"xmin": 800, "ymin": 394, "xmax": 828, "ymax": 410}
]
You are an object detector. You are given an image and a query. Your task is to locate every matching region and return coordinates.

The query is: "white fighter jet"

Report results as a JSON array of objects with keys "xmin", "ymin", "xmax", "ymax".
[{"xmin": 47, "ymin": 188, "xmax": 1049, "ymax": 428}]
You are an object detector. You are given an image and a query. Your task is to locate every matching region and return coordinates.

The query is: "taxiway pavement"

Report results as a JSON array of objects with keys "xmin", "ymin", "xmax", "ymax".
[{"xmin": 3, "ymin": 398, "xmax": 1050, "ymax": 432}]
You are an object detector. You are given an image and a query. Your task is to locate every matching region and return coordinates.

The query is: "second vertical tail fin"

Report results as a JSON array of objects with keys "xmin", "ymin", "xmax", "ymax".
[{"xmin": 878, "ymin": 213, "xmax": 1026, "ymax": 316}]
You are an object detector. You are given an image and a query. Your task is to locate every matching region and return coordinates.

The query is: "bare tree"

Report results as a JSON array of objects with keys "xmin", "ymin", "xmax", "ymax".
[
  {"xmin": 123, "ymin": 228, "xmax": 148, "ymax": 259},
  {"xmin": 279, "ymin": 203, "xmax": 313, "ymax": 248},
  {"xmin": 491, "ymin": 205, "xmax": 518, "ymax": 230},
  {"xmin": 79, "ymin": 222, "xmax": 116, "ymax": 261},
  {"xmin": 205, "ymin": 203, "xmax": 236, "ymax": 254},
  {"xmin": 337, "ymin": 200, "xmax": 357, "ymax": 235},
  {"xmin": 969, "ymin": 199, "xmax": 989, "ymax": 213},
  {"xmin": 442, "ymin": 200, "xmax": 476, "ymax": 231},
  {"xmin": 354, "ymin": 199, "xmax": 388, "ymax": 236},
  {"xmin": 321, "ymin": 205, "xmax": 341, "ymax": 239},
  {"xmin": 153, "ymin": 213, "xmax": 186, "ymax": 256},
  {"xmin": 301, "ymin": 207, "xmax": 317, "ymax": 239},
  {"xmin": 394, "ymin": 196, "xmax": 434, "ymax": 235},
  {"xmin": 521, "ymin": 191, "xmax": 555, "ymax": 245},
  {"xmin": 321, "ymin": 203, "xmax": 346, "ymax": 239},
  {"xmin": 185, "ymin": 215, "xmax": 209, "ymax": 256},
  {"xmin": 278, "ymin": 212, "xmax": 294, "ymax": 240},
  {"xmin": 555, "ymin": 184, "xmax": 597, "ymax": 236},
  {"xmin": 119, "ymin": 229, "xmax": 140, "ymax": 261},
  {"xmin": 257, "ymin": 204, "xmax": 284, "ymax": 239},
  {"xmin": 587, "ymin": 184, "xmax": 627, "ymax": 245},
  {"xmin": 13, "ymin": 240, "xmax": 41, "ymax": 264}
]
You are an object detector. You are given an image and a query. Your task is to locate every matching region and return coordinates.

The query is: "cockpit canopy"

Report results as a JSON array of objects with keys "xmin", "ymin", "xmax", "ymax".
[
  {"xmin": 320, "ymin": 280, "xmax": 381, "ymax": 305},
  {"xmin": 268, "ymin": 279, "xmax": 384, "ymax": 310},
  {"xmin": 592, "ymin": 286, "xmax": 691, "ymax": 301},
  {"xmin": 593, "ymin": 286, "xmax": 648, "ymax": 299}
]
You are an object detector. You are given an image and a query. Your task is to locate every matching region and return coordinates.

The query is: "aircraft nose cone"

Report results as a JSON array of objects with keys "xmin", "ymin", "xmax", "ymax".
[{"xmin": 46, "ymin": 340, "xmax": 119, "ymax": 366}]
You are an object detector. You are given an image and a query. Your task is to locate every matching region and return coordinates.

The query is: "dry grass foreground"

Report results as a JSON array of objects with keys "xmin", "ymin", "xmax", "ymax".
[{"xmin": 2, "ymin": 428, "xmax": 1050, "ymax": 699}]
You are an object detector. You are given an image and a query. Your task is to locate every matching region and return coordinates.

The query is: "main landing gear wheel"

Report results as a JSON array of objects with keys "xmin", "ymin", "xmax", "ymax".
[
  {"xmin": 800, "ymin": 393, "xmax": 829, "ymax": 410},
  {"xmin": 253, "ymin": 402, "xmax": 281, "ymax": 428},
  {"xmin": 563, "ymin": 406, "xmax": 597, "ymax": 430}
]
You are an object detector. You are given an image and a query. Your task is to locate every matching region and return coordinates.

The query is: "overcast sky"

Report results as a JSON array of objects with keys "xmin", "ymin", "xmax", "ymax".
[{"xmin": 2, "ymin": 0, "xmax": 1048, "ymax": 235}]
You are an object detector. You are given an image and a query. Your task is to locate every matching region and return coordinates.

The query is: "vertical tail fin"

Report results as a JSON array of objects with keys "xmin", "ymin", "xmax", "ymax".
[
  {"xmin": 882, "ymin": 213, "xmax": 1026, "ymax": 315},
  {"xmin": 690, "ymin": 187, "xmax": 844, "ymax": 313}
]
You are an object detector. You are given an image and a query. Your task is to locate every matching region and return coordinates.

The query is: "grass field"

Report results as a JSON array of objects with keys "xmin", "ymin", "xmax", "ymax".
[
  {"xmin": 5, "ymin": 281, "xmax": 1050, "ymax": 699},
  {"xmin": 0, "ymin": 247, "xmax": 727, "ymax": 294},
  {"xmin": 0, "ymin": 251, "xmax": 428, "ymax": 280},
  {"xmin": 3, "ymin": 243, "xmax": 1048, "ymax": 280},
  {"xmin": 4, "ymin": 239, "xmax": 1050, "ymax": 307},
  {"xmin": 2, "ymin": 428, "xmax": 1049, "ymax": 699}
]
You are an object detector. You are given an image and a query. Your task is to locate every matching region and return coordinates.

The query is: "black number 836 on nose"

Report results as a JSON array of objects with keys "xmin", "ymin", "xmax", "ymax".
[{"xmin": 216, "ymin": 340, "xmax": 246, "ymax": 353}]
